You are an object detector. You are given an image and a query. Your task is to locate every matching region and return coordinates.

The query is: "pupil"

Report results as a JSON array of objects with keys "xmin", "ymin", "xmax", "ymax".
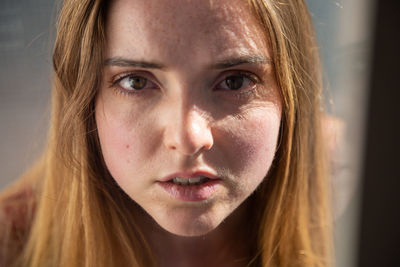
[
  {"xmin": 226, "ymin": 76, "xmax": 243, "ymax": 90},
  {"xmin": 129, "ymin": 76, "xmax": 147, "ymax": 90}
]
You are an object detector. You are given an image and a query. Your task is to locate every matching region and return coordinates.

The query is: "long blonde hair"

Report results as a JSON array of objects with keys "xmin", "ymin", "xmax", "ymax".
[{"xmin": 4, "ymin": 0, "xmax": 331, "ymax": 266}]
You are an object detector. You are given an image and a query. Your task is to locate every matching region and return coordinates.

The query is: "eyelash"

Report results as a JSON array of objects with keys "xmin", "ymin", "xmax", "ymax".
[
  {"xmin": 109, "ymin": 70, "xmax": 261, "ymax": 98},
  {"xmin": 214, "ymin": 71, "xmax": 260, "ymax": 97},
  {"xmin": 109, "ymin": 71, "xmax": 159, "ymax": 97}
]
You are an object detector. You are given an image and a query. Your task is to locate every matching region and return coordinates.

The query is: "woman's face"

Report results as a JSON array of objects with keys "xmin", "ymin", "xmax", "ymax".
[{"xmin": 96, "ymin": 0, "xmax": 282, "ymax": 236}]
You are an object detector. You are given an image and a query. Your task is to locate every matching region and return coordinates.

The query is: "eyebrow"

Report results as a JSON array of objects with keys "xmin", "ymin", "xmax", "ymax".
[
  {"xmin": 104, "ymin": 55, "xmax": 271, "ymax": 70},
  {"xmin": 104, "ymin": 57, "xmax": 166, "ymax": 69},
  {"xmin": 211, "ymin": 55, "xmax": 272, "ymax": 69}
]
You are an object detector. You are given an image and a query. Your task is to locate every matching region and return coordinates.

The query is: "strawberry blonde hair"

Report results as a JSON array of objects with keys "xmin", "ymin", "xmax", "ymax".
[{"xmin": 2, "ymin": 0, "xmax": 332, "ymax": 266}]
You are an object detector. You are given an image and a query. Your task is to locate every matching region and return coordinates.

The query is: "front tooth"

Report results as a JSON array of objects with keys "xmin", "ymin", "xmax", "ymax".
[
  {"xmin": 172, "ymin": 176, "xmax": 205, "ymax": 185},
  {"xmin": 188, "ymin": 177, "xmax": 202, "ymax": 185},
  {"xmin": 173, "ymin": 177, "xmax": 189, "ymax": 185}
]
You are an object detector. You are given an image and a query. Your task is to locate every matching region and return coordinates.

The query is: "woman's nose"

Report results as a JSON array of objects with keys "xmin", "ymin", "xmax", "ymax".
[{"xmin": 163, "ymin": 105, "xmax": 213, "ymax": 156}]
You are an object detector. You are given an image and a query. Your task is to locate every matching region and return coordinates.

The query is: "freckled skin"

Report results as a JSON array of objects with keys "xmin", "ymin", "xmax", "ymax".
[{"xmin": 95, "ymin": 0, "xmax": 282, "ymax": 239}]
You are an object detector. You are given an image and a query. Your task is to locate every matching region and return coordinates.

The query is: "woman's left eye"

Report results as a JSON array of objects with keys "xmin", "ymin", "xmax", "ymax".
[{"xmin": 216, "ymin": 74, "xmax": 257, "ymax": 91}]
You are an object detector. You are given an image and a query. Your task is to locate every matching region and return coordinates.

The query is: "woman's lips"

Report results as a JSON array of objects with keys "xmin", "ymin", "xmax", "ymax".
[
  {"xmin": 157, "ymin": 179, "xmax": 221, "ymax": 201},
  {"xmin": 158, "ymin": 171, "xmax": 218, "ymax": 182},
  {"xmin": 157, "ymin": 171, "xmax": 220, "ymax": 201}
]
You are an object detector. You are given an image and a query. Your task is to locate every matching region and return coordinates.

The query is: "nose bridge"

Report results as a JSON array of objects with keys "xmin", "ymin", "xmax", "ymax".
[{"xmin": 164, "ymin": 93, "xmax": 213, "ymax": 155}]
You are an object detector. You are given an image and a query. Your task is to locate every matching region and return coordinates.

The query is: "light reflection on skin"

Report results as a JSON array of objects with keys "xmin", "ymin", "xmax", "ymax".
[{"xmin": 95, "ymin": 0, "xmax": 282, "ymax": 265}]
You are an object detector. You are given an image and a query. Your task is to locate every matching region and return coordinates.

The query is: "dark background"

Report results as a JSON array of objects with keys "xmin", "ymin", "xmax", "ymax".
[{"xmin": 357, "ymin": 1, "xmax": 400, "ymax": 266}]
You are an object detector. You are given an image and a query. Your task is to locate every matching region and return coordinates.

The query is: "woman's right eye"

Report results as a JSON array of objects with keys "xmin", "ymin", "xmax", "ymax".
[{"xmin": 116, "ymin": 74, "xmax": 158, "ymax": 91}]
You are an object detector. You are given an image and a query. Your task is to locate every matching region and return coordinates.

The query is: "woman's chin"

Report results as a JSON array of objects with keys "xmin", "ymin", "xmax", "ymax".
[
  {"xmin": 154, "ymin": 213, "xmax": 221, "ymax": 237},
  {"xmin": 161, "ymin": 222, "xmax": 216, "ymax": 237},
  {"xmin": 148, "ymin": 205, "xmax": 227, "ymax": 237}
]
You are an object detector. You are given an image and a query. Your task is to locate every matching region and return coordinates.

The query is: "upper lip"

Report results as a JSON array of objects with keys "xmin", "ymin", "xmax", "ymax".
[{"xmin": 159, "ymin": 170, "xmax": 219, "ymax": 182}]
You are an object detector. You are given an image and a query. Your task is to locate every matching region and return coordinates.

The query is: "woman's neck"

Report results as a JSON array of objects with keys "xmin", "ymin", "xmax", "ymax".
[{"xmin": 135, "ymin": 199, "xmax": 254, "ymax": 267}]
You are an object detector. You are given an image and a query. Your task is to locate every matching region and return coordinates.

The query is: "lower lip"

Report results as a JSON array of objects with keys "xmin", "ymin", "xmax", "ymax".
[{"xmin": 157, "ymin": 180, "xmax": 220, "ymax": 201}]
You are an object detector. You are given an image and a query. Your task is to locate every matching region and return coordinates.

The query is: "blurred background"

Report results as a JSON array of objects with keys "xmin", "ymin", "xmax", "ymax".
[
  {"xmin": 0, "ymin": 0, "xmax": 55, "ymax": 189},
  {"xmin": 1, "ymin": 0, "xmax": 399, "ymax": 266}
]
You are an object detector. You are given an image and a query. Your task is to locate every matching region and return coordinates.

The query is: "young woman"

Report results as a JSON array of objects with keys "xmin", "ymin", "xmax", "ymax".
[{"xmin": 0, "ymin": 0, "xmax": 332, "ymax": 266}]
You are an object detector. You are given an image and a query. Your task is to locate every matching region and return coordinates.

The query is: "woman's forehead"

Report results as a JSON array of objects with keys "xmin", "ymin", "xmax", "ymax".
[{"xmin": 105, "ymin": 0, "xmax": 270, "ymax": 67}]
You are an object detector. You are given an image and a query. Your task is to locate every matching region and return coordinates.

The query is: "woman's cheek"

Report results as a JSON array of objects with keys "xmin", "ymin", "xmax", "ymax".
[
  {"xmin": 96, "ymin": 101, "xmax": 147, "ymax": 185},
  {"xmin": 218, "ymin": 105, "xmax": 281, "ymax": 186},
  {"xmin": 249, "ymin": 108, "xmax": 281, "ymax": 163}
]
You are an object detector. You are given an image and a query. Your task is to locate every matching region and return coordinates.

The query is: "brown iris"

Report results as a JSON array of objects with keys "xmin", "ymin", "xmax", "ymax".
[
  {"xmin": 129, "ymin": 76, "xmax": 147, "ymax": 90},
  {"xmin": 225, "ymin": 75, "xmax": 244, "ymax": 90}
]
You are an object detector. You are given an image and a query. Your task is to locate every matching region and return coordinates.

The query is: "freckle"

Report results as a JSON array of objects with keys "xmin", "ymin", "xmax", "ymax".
[{"xmin": 126, "ymin": 144, "xmax": 130, "ymax": 149}]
